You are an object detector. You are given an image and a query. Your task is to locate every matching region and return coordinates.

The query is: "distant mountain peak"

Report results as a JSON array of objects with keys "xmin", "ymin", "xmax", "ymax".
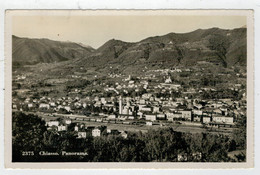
[{"xmin": 76, "ymin": 42, "xmax": 95, "ymax": 51}]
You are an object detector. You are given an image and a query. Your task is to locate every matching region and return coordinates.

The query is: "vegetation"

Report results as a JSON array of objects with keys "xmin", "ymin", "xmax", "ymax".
[
  {"xmin": 12, "ymin": 112, "xmax": 245, "ymax": 162},
  {"xmin": 207, "ymin": 34, "xmax": 231, "ymax": 68}
]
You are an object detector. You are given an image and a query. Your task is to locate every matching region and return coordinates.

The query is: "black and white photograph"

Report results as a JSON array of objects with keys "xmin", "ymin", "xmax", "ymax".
[{"xmin": 4, "ymin": 10, "xmax": 254, "ymax": 168}]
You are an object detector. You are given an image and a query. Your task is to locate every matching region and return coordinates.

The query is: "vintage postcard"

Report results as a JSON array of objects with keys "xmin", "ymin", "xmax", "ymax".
[{"xmin": 4, "ymin": 10, "xmax": 254, "ymax": 169}]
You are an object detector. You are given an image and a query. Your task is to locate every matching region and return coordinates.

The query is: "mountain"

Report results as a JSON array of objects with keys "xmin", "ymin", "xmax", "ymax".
[
  {"xmin": 12, "ymin": 35, "xmax": 95, "ymax": 67},
  {"xmin": 12, "ymin": 27, "xmax": 247, "ymax": 71},
  {"xmin": 74, "ymin": 27, "xmax": 246, "ymax": 70}
]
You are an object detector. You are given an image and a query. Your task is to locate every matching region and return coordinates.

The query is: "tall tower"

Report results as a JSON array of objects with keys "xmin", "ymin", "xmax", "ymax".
[{"xmin": 119, "ymin": 96, "xmax": 122, "ymax": 115}]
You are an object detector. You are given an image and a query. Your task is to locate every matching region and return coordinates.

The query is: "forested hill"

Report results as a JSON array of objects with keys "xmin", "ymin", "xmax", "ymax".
[
  {"xmin": 12, "ymin": 27, "xmax": 246, "ymax": 70},
  {"xmin": 12, "ymin": 35, "xmax": 95, "ymax": 67},
  {"xmin": 82, "ymin": 27, "xmax": 246, "ymax": 68},
  {"xmin": 60, "ymin": 27, "xmax": 247, "ymax": 71}
]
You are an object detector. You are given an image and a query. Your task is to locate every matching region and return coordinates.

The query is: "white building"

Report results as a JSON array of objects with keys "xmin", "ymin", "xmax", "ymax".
[
  {"xmin": 58, "ymin": 125, "xmax": 67, "ymax": 131},
  {"xmin": 46, "ymin": 121, "xmax": 59, "ymax": 127},
  {"xmin": 108, "ymin": 115, "xmax": 116, "ymax": 119},
  {"xmin": 92, "ymin": 128, "xmax": 101, "ymax": 137},
  {"xmin": 193, "ymin": 110, "xmax": 203, "ymax": 116},
  {"xmin": 212, "ymin": 115, "xmax": 234, "ymax": 124},
  {"xmin": 180, "ymin": 110, "xmax": 192, "ymax": 120},
  {"xmin": 145, "ymin": 114, "xmax": 156, "ymax": 121},
  {"xmin": 202, "ymin": 116, "xmax": 211, "ymax": 124},
  {"xmin": 78, "ymin": 132, "xmax": 87, "ymax": 138},
  {"xmin": 39, "ymin": 103, "xmax": 50, "ymax": 109},
  {"xmin": 146, "ymin": 121, "xmax": 153, "ymax": 126},
  {"xmin": 165, "ymin": 76, "xmax": 172, "ymax": 83},
  {"xmin": 64, "ymin": 106, "xmax": 71, "ymax": 112},
  {"xmin": 65, "ymin": 119, "xmax": 72, "ymax": 125}
]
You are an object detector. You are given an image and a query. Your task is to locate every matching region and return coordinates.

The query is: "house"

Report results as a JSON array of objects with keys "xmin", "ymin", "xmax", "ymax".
[
  {"xmin": 172, "ymin": 112, "xmax": 182, "ymax": 119},
  {"xmin": 46, "ymin": 121, "xmax": 59, "ymax": 127},
  {"xmin": 193, "ymin": 109, "xmax": 203, "ymax": 116},
  {"xmin": 120, "ymin": 131, "xmax": 128, "ymax": 139},
  {"xmin": 94, "ymin": 96, "xmax": 99, "ymax": 101},
  {"xmin": 96, "ymin": 118, "xmax": 102, "ymax": 122},
  {"xmin": 39, "ymin": 103, "xmax": 50, "ymax": 109},
  {"xmin": 212, "ymin": 115, "xmax": 225, "ymax": 123},
  {"xmin": 180, "ymin": 110, "xmax": 192, "ymax": 120},
  {"xmin": 157, "ymin": 113, "xmax": 166, "ymax": 120},
  {"xmin": 160, "ymin": 83, "xmax": 181, "ymax": 90},
  {"xmin": 92, "ymin": 128, "xmax": 101, "ymax": 137},
  {"xmin": 101, "ymin": 98, "xmax": 106, "ymax": 104},
  {"xmin": 224, "ymin": 116, "xmax": 234, "ymax": 124},
  {"xmin": 202, "ymin": 116, "xmax": 211, "ymax": 124},
  {"xmin": 146, "ymin": 121, "xmax": 153, "ymax": 126},
  {"xmin": 176, "ymin": 98, "xmax": 184, "ymax": 103},
  {"xmin": 108, "ymin": 115, "xmax": 116, "ymax": 119},
  {"xmin": 78, "ymin": 132, "xmax": 87, "ymax": 138},
  {"xmin": 28, "ymin": 103, "xmax": 34, "ymax": 108},
  {"xmin": 212, "ymin": 115, "xmax": 233, "ymax": 124},
  {"xmin": 65, "ymin": 119, "xmax": 72, "ymax": 125},
  {"xmin": 118, "ymin": 116, "xmax": 127, "ymax": 121},
  {"xmin": 58, "ymin": 125, "xmax": 67, "ymax": 132},
  {"xmin": 129, "ymin": 80, "xmax": 135, "ymax": 84},
  {"xmin": 64, "ymin": 106, "xmax": 71, "ymax": 112},
  {"xmin": 94, "ymin": 101, "xmax": 102, "ymax": 107},
  {"xmin": 137, "ymin": 111, "xmax": 143, "ymax": 118},
  {"xmin": 165, "ymin": 76, "xmax": 172, "ymax": 83},
  {"xmin": 128, "ymin": 116, "xmax": 135, "ymax": 120},
  {"xmin": 213, "ymin": 108, "xmax": 222, "ymax": 115},
  {"xmin": 166, "ymin": 113, "xmax": 174, "ymax": 121},
  {"xmin": 122, "ymin": 106, "xmax": 133, "ymax": 115},
  {"xmin": 139, "ymin": 105, "xmax": 152, "ymax": 112},
  {"xmin": 142, "ymin": 93, "xmax": 153, "ymax": 99},
  {"xmin": 145, "ymin": 114, "xmax": 156, "ymax": 121},
  {"xmin": 153, "ymin": 106, "xmax": 160, "ymax": 113},
  {"xmin": 193, "ymin": 116, "xmax": 201, "ymax": 122},
  {"xmin": 50, "ymin": 102, "xmax": 56, "ymax": 107},
  {"xmin": 139, "ymin": 99, "xmax": 146, "ymax": 104}
]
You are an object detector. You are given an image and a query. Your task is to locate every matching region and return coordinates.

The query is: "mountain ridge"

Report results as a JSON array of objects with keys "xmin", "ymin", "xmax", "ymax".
[
  {"xmin": 12, "ymin": 27, "xmax": 247, "ymax": 70},
  {"xmin": 12, "ymin": 35, "xmax": 95, "ymax": 67}
]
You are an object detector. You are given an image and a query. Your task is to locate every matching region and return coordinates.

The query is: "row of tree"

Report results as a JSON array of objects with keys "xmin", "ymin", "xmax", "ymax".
[{"xmin": 12, "ymin": 112, "xmax": 246, "ymax": 162}]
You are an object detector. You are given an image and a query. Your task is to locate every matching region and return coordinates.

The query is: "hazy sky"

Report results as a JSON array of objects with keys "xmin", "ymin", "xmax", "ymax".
[{"xmin": 12, "ymin": 15, "xmax": 246, "ymax": 48}]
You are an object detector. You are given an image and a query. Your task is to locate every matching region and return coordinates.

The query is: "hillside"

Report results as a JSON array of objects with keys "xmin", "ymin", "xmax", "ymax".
[
  {"xmin": 72, "ymin": 27, "xmax": 246, "ymax": 71},
  {"xmin": 12, "ymin": 27, "xmax": 247, "ymax": 73},
  {"xmin": 12, "ymin": 35, "xmax": 95, "ymax": 67}
]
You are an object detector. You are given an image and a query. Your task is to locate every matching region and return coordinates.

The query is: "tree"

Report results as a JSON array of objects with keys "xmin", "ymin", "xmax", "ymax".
[
  {"xmin": 232, "ymin": 115, "xmax": 247, "ymax": 150},
  {"xmin": 175, "ymin": 45, "xmax": 185, "ymax": 64},
  {"xmin": 12, "ymin": 112, "xmax": 47, "ymax": 161},
  {"xmin": 208, "ymin": 34, "xmax": 231, "ymax": 67}
]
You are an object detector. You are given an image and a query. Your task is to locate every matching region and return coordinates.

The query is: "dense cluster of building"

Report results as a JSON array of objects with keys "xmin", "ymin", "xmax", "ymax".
[{"xmin": 12, "ymin": 66, "xmax": 247, "ymax": 138}]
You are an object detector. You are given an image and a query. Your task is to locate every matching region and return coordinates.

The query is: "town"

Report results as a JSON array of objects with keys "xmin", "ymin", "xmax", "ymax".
[{"xmin": 12, "ymin": 63, "xmax": 247, "ymax": 139}]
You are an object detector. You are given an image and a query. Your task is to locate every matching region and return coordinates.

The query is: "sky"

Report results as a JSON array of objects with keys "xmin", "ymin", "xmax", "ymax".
[{"xmin": 12, "ymin": 15, "xmax": 246, "ymax": 49}]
